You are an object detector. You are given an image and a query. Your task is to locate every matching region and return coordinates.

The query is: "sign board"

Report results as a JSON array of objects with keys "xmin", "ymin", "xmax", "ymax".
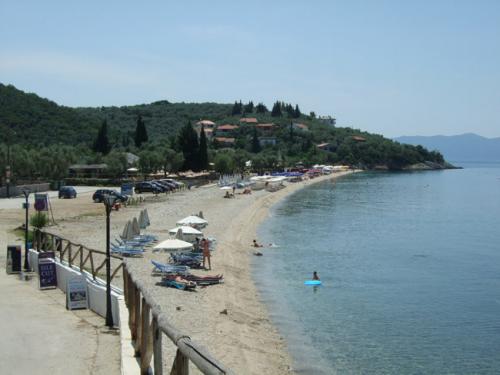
[
  {"xmin": 66, "ymin": 277, "xmax": 88, "ymax": 310},
  {"xmin": 34, "ymin": 193, "xmax": 48, "ymax": 211},
  {"xmin": 38, "ymin": 252, "xmax": 57, "ymax": 289},
  {"xmin": 121, "ymin": 183, "xmax": 134, "ymax": 196},
  {"xmin": 6, "ymin": 245, "xmax": 21, "ymax": 274}
]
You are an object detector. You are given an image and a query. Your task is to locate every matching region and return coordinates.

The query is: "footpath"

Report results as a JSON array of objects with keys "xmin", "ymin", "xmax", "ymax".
[{"xmin": 0, "ymin": 236, "xmax": 120, "ymax": 374}]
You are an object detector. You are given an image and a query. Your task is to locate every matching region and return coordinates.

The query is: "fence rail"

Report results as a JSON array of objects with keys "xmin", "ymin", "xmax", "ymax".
[
  {"xmin": 33, "ymin": 229, "xmax": 233, "ymax": 374},
  {"xmin": 33, "ymin": 229, "xmax": 123, "ymax": 281},
  {"xmin": 123, "ymin": 262, "xmax": 234, "ymax": 375}
]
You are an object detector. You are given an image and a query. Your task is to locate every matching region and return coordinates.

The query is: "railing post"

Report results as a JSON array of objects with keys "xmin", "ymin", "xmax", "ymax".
[
  {"xmin": 129, "ymin": 283, "xmax": 137, "ymax": 339},
  {"xmin": 79, "ymin": 246, "xmax": 84, "ymax": 271},
  {"xmin": 140, "ymin": 299, "xmax": 153, "ymax": 374},
  {"xmin": 171, "ymin": 349, "xmax": 189, "ymax": 375},
  {"xmin": 68, "ymin": 244, "xmax": 72, "ymax": 267},
  {"xmin": 134, "ymin": 288, "xmax": 142, "ymax": 355},
  {"xmin": 153, "ymin": 317, "xmax": 163, "ymax": 375}
]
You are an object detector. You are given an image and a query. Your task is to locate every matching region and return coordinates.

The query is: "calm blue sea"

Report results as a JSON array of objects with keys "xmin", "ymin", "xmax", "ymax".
[{"xmin": 255, "ymin": 163, "xmax": 500, "ymax": 374}]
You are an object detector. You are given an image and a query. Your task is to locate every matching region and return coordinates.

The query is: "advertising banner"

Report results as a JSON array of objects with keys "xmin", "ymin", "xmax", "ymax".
[
  {"xmin": 34, "ymin": 193, "xmax": 48, "ymax": 211},
  {"xmin": 66, "ymin": 277, "xmax": 88, "ymax": 310},
  {"xmin": 38, "ymin": 252, "xmax": 57, "ymax": 289}
]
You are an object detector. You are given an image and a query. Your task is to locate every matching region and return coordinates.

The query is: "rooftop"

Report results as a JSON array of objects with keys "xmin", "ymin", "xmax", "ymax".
[{"xmin": 239, "ymin": 117, "xmax": 258, "ymax": 124}]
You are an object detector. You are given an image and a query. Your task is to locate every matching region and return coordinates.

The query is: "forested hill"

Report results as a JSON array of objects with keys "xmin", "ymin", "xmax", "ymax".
[
  {"xmin": 1, "ymin": 83, "xmax": 448, "ymax": 170},
  {"xmin": 0, "ymin": 83, "xmax": 232, "ymax": 145}
]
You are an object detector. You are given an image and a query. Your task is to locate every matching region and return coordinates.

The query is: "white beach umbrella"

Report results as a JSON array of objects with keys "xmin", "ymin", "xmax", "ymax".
[
  {"xmin": 169, "ymin": 226, "xmax": 203, "ymax": 236},
  {"xmin": 153, "ymin": 239, "xmax": 193, "ymax": 252},
  {"xmin": 125, "ymin": 220, "xmax": 134, "ymax": 240},
  {"xmin": 176, "ymin": 215, "xmax": 208, "ymax": 228},
  {"xmin": 132, "ymin": 217, "xmax": 141, "ymax": 235},
  {"xmin": 220, "ymin": 186, "xmax": 232, "ymax": 190}
]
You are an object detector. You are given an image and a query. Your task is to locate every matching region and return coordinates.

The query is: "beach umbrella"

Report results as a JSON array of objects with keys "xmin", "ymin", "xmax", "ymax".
[
  {"xmin": 220, "ymin": 186, "xmax": 232, "ymax": 190},
  {"xmin": 174, "ymin": 227, "xmax": 185, "ymax": 241},
  {"xmin": 139, "ymin": 211, "xmax": 147, "ymax": 230},
  {"xmin": 144, "ymin": 209, "xmax": 151, "ymax": 227},
  {"xmin": 153, "ymin": 239, "xmax": 193, "ymax": 252},
  {"xmin": 132, "ymin": 217, "xmax": 141, "ymax": 235},
  {"xmin": 125, "ymin": 220, "xmax": 134, "ymax": 240},
  {"xmin": 169, "ymin": 226, "xmax": 203, "ymax": 236},
  {"xmin": 176, "ymin": 215, "xmax": 208, "ymax": 228},
  {"xmin": 121, "ymin": 221, "xmax": 130, "ymax": 239}
]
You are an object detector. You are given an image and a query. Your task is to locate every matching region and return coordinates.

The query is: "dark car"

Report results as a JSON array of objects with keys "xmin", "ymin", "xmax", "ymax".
[
  {"xmin": 92, "ymin": 189, "xmax": 128, "ymax": 203},
  {"xmin": 153, "ymin": 180, "xmax": 175, "ymax": 191},
  {"xmin": 59, "ymin": 186, "xmax": 77, "ymax": 199},
  {"xmin": 158, "ymin": 180, "xmax": 177, "ymax": 190},
  {"xmin": 134, "ymin": 182, "xmax": 162, "ymax": 194}
]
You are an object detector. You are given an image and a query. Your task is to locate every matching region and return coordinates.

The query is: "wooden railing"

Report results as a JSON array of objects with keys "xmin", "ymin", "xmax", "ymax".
[
  {"xmin": 33, "ymin": 229, "xmax": 123, "ymax": 282},
  {"xmin": 123, "ymin": 262, "xmax": 234, "ymax": 375}
]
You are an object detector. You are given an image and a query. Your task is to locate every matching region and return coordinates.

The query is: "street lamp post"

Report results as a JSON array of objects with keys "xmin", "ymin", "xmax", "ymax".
[
  {"xmin": 22, "ymin": 190, "xmax": 30, "ymax": 271},
  {"xmin": 103, "ymin": 194, "xmax": 117, "ymax": 328}
]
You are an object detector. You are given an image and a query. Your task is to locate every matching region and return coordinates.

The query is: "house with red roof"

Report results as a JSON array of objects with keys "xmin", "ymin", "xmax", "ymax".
[
  {"xmin": 216, "ymin": 124, "xmax": 239, "ymax": 136},
  {"xmin": 214, "ymin": 137, "xmax": 235, "ymax": 147},
  {"xmin": 256, "ymin": 123, "xmax": 275, "ymax": 134},
  {"xmin": 239, "ymin": 117, "xmax": 258, "ymax": 124}
]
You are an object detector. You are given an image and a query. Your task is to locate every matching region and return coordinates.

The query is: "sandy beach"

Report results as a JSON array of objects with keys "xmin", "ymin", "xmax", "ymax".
[{"xmin": 0, "ymin": 170, "xmax": 353, "ymax": 374}]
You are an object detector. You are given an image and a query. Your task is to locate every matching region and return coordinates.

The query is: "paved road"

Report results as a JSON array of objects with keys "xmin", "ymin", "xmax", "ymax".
[
  {"xmin": 0, "ymin": 186, "xmax": 118, "ymax": 209},
  {"xmin": 0, "ymin": 241, "xmax": 120, "ymax": 374}
]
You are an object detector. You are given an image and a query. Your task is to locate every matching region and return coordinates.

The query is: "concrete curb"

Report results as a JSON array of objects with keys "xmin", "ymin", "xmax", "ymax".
[{"xmin": 119, "ymin": 299, "xmax": 141, "ymax": 375}]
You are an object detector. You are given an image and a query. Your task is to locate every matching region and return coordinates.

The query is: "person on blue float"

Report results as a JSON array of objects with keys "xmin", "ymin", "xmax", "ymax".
[{"xmin": 312, "ymin": 271, "xmax": 320, "ymax": 280}]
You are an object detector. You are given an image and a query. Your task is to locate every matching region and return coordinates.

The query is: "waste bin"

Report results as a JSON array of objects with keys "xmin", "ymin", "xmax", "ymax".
[{"xmin": 6, "ymin": 245, "xmax": 21, "ymax": 274}]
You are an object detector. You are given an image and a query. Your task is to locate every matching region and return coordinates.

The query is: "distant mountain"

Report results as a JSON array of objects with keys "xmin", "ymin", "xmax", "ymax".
[{"xmin": 395, "ymin": 133, "xmax": 500, "ymax": 162}]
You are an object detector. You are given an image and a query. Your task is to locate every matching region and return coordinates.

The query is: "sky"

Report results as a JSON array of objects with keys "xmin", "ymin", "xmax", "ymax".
[{"xmin": 1, "ymin": 1, "xmax": 499, "ymax": 138}]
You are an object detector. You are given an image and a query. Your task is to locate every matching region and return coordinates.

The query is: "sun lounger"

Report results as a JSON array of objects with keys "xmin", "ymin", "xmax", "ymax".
[{"xmin": 151, "ymin": 260, "xmax": 190, "ymax": 275}]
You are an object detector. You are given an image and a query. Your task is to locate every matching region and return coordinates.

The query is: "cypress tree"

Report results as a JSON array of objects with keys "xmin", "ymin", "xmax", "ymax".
[
  {"xmin": 256, "ymin": 103, "xmax": 268, "ymax": 113},
  {"xmin": 134, "ymin": 115, "xmax": 148, "ymax": 148},
  {"xmin": 177, "ymin": 121, "xmax": 199, "ymax": 171},
  {"xmin": 251, "ymin": 127, "xmax": 261, "ymax": 153},
  {"xmin": 198, "ymin": 125, "xmax": 209, "ymax": 170},
  {"xmin": 93, "ymin": 119, "xmax": 111, "ymax": 155},
  {"xmin": 271, "ymin": 101, "xmax": 282, "ymax": 117},
  {"xmin": 294, "ymin": 104, "xmax": 301, "ymax": 118},
  {"xmin": 244, "ymin": 101, "xmax": 254, "ymax": 113},
  {"xmin": 231, "ymin": 101, "xmax": 241, "ymax": 115}
]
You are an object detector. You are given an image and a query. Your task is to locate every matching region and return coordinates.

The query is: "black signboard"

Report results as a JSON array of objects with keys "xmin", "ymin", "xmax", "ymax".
[
  {"xmin": 38, "ymin": 252, "xmax": 57, "ymax": 289},
  {"xmin": 6, "ymin": 245, "xmax": 21, "ymax": 274}
]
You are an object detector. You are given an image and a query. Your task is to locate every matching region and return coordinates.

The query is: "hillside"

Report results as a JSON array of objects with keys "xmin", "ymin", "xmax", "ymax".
[
  {"xmin": 395, "ymin": 133, "xmax": 500, "ymax": 163},
  {"xmin": 0, "ymin": 83, "xmax": 449, "ymax": 175}
]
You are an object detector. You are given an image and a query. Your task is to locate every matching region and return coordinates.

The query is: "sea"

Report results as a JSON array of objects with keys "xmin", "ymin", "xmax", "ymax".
[{"xmin": 254, "ymin": 162, "xmax": 500, "ymax": 374}]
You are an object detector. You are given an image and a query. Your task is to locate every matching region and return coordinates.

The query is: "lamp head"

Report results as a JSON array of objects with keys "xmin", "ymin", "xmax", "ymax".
[{"xmin": 103, "ymin": 194, "xmax": 117, "ymax": 207}]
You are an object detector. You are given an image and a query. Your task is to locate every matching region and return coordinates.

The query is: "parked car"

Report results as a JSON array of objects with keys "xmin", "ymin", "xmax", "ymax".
[
  {"xmin": 134, "ymin": 182, "xmax": 162, "ymax": 194},
  {"xmin": 154, "ymin": 180, "xmax": 175, "ymax": 191},
  {"xmin": 92, "ymin": 189, "xmax": 128, "ymax": 203},
  {"xmin": 157, "ymin": 180, "xmax": 177, "ymax": 190},
  {"xmin": 59, "ymin": 186, "xmax": 77, "ymax": 199}
]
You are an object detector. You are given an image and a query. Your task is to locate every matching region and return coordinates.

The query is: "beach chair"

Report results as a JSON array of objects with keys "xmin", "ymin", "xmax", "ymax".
[{"xmin": 151, "ymin": 260, "xmax": 189, "ymax": 275}]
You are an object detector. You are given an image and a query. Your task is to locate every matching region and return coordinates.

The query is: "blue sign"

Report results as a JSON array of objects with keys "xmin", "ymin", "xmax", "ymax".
[{"xmin": 38, "ymin": 252, "xmax": 57, "ymax": 289}]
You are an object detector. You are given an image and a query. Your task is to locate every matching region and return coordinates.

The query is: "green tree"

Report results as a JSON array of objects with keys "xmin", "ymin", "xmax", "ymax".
[
  {"xmin": 244, "ymin": 101, "xmax": 254, "ymax": 113},
  {"xmin": 93, "ymin": 119, "xmax": 111, "ymax": 155},
  {"xmin": 177, "ymin": 121, "xmax": 199, "ymax": 171},
  {"xmin": 255, "ymin": 103, "xmax": 268, "ymax": 113},
  {"xmin": 271, "ymin": 101, "xmax": 282, "ymax": 117},
  {"xmin": 294, "ymin": 104, "xmax": 301, "ymax": 118},
  {"xmin": 104, "ymin": 150, "xmax": 128, "ymax": 178},
  {"xmin": 251, "ymin": 127, "xmax": 261, "ymax": 153},
  {"xmin": 231, "ymin": 101, "xmax": 242, "ymax": 115},
  {"xmin": 134, "ymin": 115, "xmax": 148, "ymax": 148},
  {"xmin": 214, "ymin": 153, "xmax": 234, "ymax": 174},
  {"xmin": 198, "ymin": 125, "xmax": 209, "ymax": 170}
]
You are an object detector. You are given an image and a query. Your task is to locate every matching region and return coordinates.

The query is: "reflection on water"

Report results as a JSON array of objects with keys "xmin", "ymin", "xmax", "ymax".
[{"xmin": 255, "ymin": 167, "xmax": 500, "ymax": 374}]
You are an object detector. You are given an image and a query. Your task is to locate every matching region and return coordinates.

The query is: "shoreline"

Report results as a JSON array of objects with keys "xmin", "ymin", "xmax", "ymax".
[{"xmin": 0, "ymin": 170, "xmax": 355, "ymax": 374}]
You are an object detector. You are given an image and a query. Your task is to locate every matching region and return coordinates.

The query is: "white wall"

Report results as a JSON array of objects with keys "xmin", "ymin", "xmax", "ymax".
[{"xmin": 28, "ymin": 250, "xmax": 122, "ymax": 326}]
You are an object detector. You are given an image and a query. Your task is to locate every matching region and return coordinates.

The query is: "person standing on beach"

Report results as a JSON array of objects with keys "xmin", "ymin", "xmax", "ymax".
[{"xmin": 201, "ymin": 238, "xmax": 211, "ymax": 270}]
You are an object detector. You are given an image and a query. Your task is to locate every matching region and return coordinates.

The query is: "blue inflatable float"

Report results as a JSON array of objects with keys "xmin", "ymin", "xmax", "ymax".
[{"xmin": 304, "ymin": 280, "xmax": 321, "ymax": 286}]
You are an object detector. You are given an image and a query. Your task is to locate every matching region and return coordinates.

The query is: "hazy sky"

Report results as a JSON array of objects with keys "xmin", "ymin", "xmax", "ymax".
[{"xmin": 1, "ymin": 1, "xmax": 499, "ymax": 138}]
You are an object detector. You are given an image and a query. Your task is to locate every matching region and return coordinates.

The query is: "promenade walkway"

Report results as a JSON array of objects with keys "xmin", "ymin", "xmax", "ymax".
[{"xmin": 0, "ymin": 239, "xmax": 120, "ymax": 374}]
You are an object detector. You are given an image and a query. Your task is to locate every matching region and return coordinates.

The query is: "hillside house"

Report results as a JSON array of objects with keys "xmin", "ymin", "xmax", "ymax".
[
  {"xmin": 196, "ymin": 127, "xmax": 213, "ymax": 140},
  {"xmin": 352, "ymin": 135, "xmax": 366, "ymax": 142},
  {"xmin": 256, "ymin": 123, "xmax": 275, "ymax": 134},
  {"xmin": 214, "ymin": 137, "xmax": 235, "ymax": 147},
  {"xmin": 216, "ymin": 124, "xmax": 239, "ymax": 136},
  {"xmin": 68, "ymin": 164, "xmax": 108, "ymax": 178},
  {"xmin": 259, "ymin": 137, "xmax": 278, "ymax": 147},
  {"xmin": 239, "ymin": 117, "xmax": 258, "ymax": 124},
  {"xmin": 195, "ymin": 120, "xmax": 216, "ymax": 129},
  {"xmin": 318, "ymin": 116, "xmax": 336, "ymax": 126},
  {"xmin": 316, "ymin": 143, "xmax": 335, "ymax": 152},
  {"xmin": 292, "ymin": 122, "xmax": 309, "ymax": 131}
]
